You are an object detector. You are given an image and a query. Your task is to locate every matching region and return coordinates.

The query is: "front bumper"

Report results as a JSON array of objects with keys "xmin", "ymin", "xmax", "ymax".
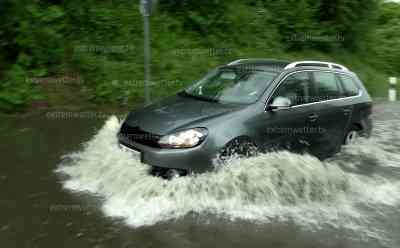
[{"xmin": 118, "ymin": 136, "xmax": 215, "ymax": 173}]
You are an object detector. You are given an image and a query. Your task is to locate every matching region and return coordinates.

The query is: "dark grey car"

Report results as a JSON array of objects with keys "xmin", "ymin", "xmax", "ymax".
[{"xmin": 118, "ymin": 59, "xmax": 373, "ymax": 177}]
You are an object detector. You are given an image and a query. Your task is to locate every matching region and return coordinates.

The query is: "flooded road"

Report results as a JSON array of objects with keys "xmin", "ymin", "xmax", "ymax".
[{"xmin": 1, "ymin": 101, "xmax": 400, "ymax": 248}]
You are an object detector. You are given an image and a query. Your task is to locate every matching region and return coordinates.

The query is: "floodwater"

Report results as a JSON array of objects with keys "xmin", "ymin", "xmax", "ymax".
[{"xmin": 1, "ymin": 101, "xmax": 400, "ymax": 248}]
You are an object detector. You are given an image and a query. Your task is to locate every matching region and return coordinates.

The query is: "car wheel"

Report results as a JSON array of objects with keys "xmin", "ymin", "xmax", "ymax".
[
  {"xmin": 218, "ymin": 138, "xmax": 258, "ymax": 162},
  {"xmin": 344, "ymin": 125, "xmax": 362, "ymax": 145}
]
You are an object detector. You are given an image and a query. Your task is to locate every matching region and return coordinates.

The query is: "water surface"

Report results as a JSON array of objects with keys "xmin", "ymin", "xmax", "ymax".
[{"xmin": 1, "ymin": 102, "xmax": 400, "ymax": 248}]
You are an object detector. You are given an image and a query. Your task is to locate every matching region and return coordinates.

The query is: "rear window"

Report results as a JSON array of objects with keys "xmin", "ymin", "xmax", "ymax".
[
  {"xmin": 312, "ymin": 71, "xmax": 343, "ymax": 101},
  {"xmin": 337, "ymin": 74, "xmax": 360, "ymax": 97}
]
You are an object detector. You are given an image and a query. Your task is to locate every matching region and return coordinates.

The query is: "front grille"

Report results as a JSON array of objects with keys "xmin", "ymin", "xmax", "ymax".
[{"xmin": 118, "ymin": 123, "xmax": 161, "ymax": 148}]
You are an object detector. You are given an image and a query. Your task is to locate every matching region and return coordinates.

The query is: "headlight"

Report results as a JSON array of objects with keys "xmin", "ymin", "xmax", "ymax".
[{"xmin": 158, "ymin": 128, "xmax": 208, "ymax": 148}]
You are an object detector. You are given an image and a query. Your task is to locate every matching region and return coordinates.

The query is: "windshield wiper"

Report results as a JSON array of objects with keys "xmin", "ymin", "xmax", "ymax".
[{"xmin": 178, "ymin": 91, "xmax": 219, "ymax": 103}]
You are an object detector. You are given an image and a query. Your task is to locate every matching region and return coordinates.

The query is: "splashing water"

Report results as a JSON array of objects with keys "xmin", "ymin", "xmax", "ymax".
[
  {"xmin": 57, "ymin": 106, "xmax": 400, "ymax": 244},
  {"xmin": 58, "ymin": 114, "xmax": 400, "ymax": 231}
]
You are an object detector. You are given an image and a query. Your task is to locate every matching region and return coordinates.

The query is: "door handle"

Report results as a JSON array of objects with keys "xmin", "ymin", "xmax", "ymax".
[
  {"xmin": 308, "ymin": 113, "xmax": 319, "ymax": 122},
  {"xmin": 343, "ymin": 108, "xmax": 352, "ymax": 115}
]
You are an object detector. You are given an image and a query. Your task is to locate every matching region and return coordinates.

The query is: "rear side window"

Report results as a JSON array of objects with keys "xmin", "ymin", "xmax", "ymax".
[
  {"xmin": 296, "ymin": 63, "xmax": 329, "ymax": 68},
  {"xmin": 312, "ymin": 71, "xmax": 343, "ymax": 101},
  {"xmin": 337, "ymin": 74, "xmax": 360, "ymax": 97}
]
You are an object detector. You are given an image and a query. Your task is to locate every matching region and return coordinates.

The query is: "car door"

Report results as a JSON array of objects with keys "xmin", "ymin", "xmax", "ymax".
[
  {"xmin": 307, "ymin": 71, "xmax": 352, "ymax": 158},
  {"xmin": 261, "ymin": 71, "xmax": 315, "ymax": 153}
]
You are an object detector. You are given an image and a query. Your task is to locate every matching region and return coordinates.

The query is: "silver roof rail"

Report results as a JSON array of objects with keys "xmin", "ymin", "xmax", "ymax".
[
  {"xmin": 227, "ymin": 58, "xmax": 290, "ymax": 66},
  {"xmin": 284, "ymin": 61, "xmax": 349, "ymax": 71},
  {"xmin": 227, "ymin": 59, "xmax": 251, "ymax": 66}
]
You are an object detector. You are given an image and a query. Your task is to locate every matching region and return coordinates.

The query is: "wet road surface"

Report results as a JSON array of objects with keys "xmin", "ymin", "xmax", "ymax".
[{"xmin": 1, "ymin": 101, "xmax": 400, "ymax": 248}]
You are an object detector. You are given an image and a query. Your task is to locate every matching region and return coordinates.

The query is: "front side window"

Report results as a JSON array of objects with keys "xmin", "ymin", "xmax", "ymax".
[
  {"xmin": 272, "ymin": 72, "xmax": 312, "ymax": 106},
  {"xmin": 185, "ymin": 69, "xmax": 277, "ymax": 104},
  {"xmin": 313, "ymin": 71, "xmax": 343, "ymax": 101},
  {"xmin": 337, "ymin": 74, "xmax": 360, "ymax": 97}
]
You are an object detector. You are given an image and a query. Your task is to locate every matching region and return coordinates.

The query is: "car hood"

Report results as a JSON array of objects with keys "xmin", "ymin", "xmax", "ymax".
[{"xmin": 124, "ymin": 94, "xmax": 243, "ymax": 135}]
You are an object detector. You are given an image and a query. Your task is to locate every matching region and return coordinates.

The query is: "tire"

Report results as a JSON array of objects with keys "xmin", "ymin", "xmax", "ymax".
[
  {"xmin": 343, "ymin": 125, "xmax": 362, "ymax": 145},
  {"xmin": 218, "ymin": 138, "xmax": 258, "ymax": 162}
]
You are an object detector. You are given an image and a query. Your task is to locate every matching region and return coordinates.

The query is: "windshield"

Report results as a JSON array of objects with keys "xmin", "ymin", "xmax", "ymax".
[{"xmin": 184, "ymin": 69, "xmax": 277, "ymax": 104}]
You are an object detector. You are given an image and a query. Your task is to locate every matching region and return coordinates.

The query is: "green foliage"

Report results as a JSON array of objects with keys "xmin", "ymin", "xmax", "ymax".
[
  {"xmin": 67, "ymin": 2, "xmax": 144, "ymax": 104},
  {"xmin": 263, "ymin": 0, "xmax": 320, "ymax": 50},
  {"xmin": 0, "ymin": 1, "xmax": 65, "ymax": 112},
  {"xmin": 370, "ymin": 2, "xmax": 400, "ymax": 74},
  {"xmin": 0, "ymin": 0, "xmax": 398, "ymax": 112},
  {"xmin": 158, "ymin": 0, "xmax": 228, "ymax": 35},
  {"xmin": 15, "ymin": 3, "xmax": 65, "ymax": 68},
  {"xmin": 315, "ymin": 0, "xmax": 378, "ymax": 49},
  {"xmin": 0, "ymin": 65, "xmax": 42, "ymax": 112}
]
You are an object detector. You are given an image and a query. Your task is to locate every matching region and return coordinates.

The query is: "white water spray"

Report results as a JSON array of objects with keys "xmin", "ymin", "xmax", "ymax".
[{"xmin": 57, "ymin": 115, "xmax": 400, "ymax": 232}]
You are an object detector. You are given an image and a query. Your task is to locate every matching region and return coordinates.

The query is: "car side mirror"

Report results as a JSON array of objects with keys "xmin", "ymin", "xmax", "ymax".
[{"xmin": 267, "ymin": 96, "xmax": 292, "ymax": 111}]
